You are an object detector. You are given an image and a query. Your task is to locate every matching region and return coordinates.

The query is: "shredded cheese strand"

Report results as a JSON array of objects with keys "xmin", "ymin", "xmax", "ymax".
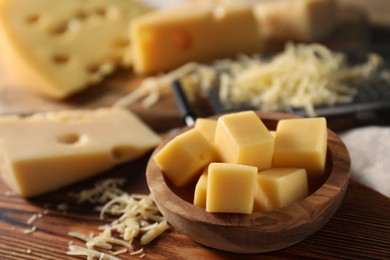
[
  {"xmin": 114, "ymin": 43, "xmax": 386, "ymax": 116},
  {"xmin": 67, "ymin": 178, "xmax": 168, "ymax": 259}
]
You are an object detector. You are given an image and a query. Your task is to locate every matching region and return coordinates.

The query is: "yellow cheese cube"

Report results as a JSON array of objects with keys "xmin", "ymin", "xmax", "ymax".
[
  {"xmin": 194, "ymin": 118, "xmax": 217, "ymax": 142},
  {"xmin": 214, "ymin": 111, "xmax": 274, "ymax": 170},
  {"xmin": 272, "ymin": 117, "xmax": 327, "ymax": 176},
  {"xmin": 154, "ymin": 128, "xmax": 215, "ymax": 187},
  {"xmin": 0, "ymin": 0, "xmax": 151, "ymax": 98},
  {"xmin": 254, "ymin": 0, "xmax": 339, "ymax": 45},
  {"xmin": 0, "ymin": 108, "xmax": 161, "ymax": 197},
  {"xmin": 206, "ymin": 162, "xmax": 257, "ymax": 214},
  {"xmin": 131, "ymin": 0, "xmax": 261, "ymax": 74},
  {"xmin": 193, "ymin": 169, "xmax": 208, "ymax": 208},
  {"xmin": 253, "ymin": 181, "xmax": 273, "ymax": 212},
  {"xmin": 257, "ymin": 168, "xmax": 308, "ymax": 210}
]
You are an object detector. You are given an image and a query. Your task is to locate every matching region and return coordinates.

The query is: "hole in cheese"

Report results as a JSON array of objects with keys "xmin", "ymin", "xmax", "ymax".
[
  {"xmin": 112, "ymin": 38, "xmax": 130, "ymax": 48},
  {"xmin": 57, "ymin": 133, "xmax": 81, "ymax": 145},
  {"xmin": 87, "ymin": 64, "xmax": 101, "ymax": 74},
  {"xmin": 170, "ymin": 30, "xmax": 192, "ymax": 50},
  {"xmin": 94, "ymin": 5, "xmax": 107, "ymax": 17},
  {"xmin": 52, "ymin": 54, "xmax": 70, "ymax": 65},
  {"xmin": 25, "ymin": 14, "xmax": 40, "ymax": 24},
  {"xmin": 74, "ymin": 10, "xmax": 88, "ymax": 20},
  {"xmin": 111, "ymin": 146, "xmax": 136, "ymax": 161},
  {"xmin": 87, "ymin": 62, "xmax": 113, "ymax": 76},
  {"xmin": 48, "ymin": 23, "xmax": 68, "ymax": 35}
]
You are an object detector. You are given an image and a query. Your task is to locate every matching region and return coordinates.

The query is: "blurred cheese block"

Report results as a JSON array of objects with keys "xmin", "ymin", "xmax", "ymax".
[
  {"xmin": 256, "ymin": 168, "xmax": 309, "ymax": 210},
  {"xmin": 0, "ymin": 108, "xmax": 161, "ymax": 197},
  {"xmin": 272, "ymin": 117, "xmax": 327, "ymax": 177},
  {"xmin": 214, "ymin": 111, "xmax": 274, "ymax": 171},
  {"xmin": 206, "ymin": 162, "xmax": 257, "ymax": 214},
  {"xmin": 0, "ymin": 0, "xmax": 151, "ymax": 98},
  {"xmin": 131, "ymin": 0, "xmax": 261, "ymax": 75},
  {"xmin": 254, "ymin": 0, "xmax": 339, "ymax": 46},
  {"xmin": 153, "ymin": 128, "xmax": 216, "ymax": 187}
]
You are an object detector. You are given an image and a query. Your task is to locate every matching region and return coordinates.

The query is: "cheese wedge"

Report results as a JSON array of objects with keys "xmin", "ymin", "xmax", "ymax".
[
  {"xmin": 0, "ymin": 0, "xmax": 151, "ymax": 98},
  {"xmin": 131, "ymin": 0, "xmax": 261, "ymax": 74},
  {"xmin": 0, "ymin": 108, "xmax": 161, "ymax": 197}
]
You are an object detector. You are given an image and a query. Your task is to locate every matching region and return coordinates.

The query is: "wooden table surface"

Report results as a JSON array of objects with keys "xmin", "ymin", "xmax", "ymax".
[{"xmin": 1, "ymin": 1, "xmax": 390, "ymax": 259}]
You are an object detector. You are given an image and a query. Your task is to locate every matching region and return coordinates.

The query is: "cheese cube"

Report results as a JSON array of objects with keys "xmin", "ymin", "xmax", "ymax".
[
  {"xmin": 206, "ymin": 162, "xmax": 257, "ymax": 214},
  {"xmin": 193, "ymin": 169, "xmax": 208, "ymax": 208},
  {"xmin": 254, "ymin": 0, "xmax": 339, "ymax": 47},
  {"xmin": 194, "ymin": 118, "xmax": 217, "ymax": 142},
  {"xmin": 0, "ymin": 0, "xmax": 151, "ymax": 98},
  {"xmin": 253, "ymin": 180, "xmax": 273, "ymax": 212},
  {"xmin": 131, "ymin": 0, "xmax": 261, "ymax": 74},
  {"xmin": 272, "ymin": 117, "xmax": 327, "ymax": 176},
  {"xmin": 154, "ymin": 128, "xmax": 215, "ymax": 187},
  {"xmin": 214, "ymin": 111, "xmax": 274, "ymax": 170},
  {"xmin": 0, "ymin": 108, "xmax": 161, "ymax": 197},
  {"xmin": 257, "ymin": 168, "xmax": 309, "ymax": 210}
]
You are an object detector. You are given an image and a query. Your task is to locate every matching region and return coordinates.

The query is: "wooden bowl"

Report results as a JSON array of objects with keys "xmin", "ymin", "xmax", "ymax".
[{"xmin": 146, "ymin": 112, "xmax": 351, "ymax": 254}]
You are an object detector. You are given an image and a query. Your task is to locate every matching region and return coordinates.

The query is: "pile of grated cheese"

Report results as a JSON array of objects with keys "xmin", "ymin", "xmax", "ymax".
[
  {"xmin": 66, "ymin": 178, "xmax": 169, "ymax": 260},
  {"xmin": 114, "ymin": 43, "xmax": 385, "ymax": 116}
]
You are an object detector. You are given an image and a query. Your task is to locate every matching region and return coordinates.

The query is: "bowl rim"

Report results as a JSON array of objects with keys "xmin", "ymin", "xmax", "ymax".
[{"xmin": 146, "ymin": 111, "xmax": 351, "ymax": 230}]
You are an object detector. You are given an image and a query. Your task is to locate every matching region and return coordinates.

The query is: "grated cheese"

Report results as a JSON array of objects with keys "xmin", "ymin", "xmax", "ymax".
[
  {"xmin": 67, "ymin": 245, "xmax": 121, "ymax": 260},
  {"xmin": 114, "ymin": 43, "xmax": 387, "ymax": 116},
  {"xmin": 26, "ymin": 213, "xmax": 38, "ymax": 225},
  {"xmin": 23, "ymin": 226, "xmax": 37, "ymax": 234},
  {"xmin": 67, "ymin": 178, "xmax": 169, "ymax": 259}
]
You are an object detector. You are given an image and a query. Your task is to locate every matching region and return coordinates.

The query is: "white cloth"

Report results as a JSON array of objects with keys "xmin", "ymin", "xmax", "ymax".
[{"xmin": 341, "ymin": 126, "xmax": 390, "ymax": 197}]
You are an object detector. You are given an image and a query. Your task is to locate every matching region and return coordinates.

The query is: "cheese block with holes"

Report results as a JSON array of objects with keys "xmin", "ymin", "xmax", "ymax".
[
  {"xmin": 0, "ymin": 108, "xmax": 161, "ymax": 197},
  {"xmin": 0, "ymin": 0, "xmax": 151, "ymax": 98}
]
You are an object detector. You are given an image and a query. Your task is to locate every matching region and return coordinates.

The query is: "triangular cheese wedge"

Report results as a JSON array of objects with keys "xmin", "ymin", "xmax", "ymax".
[{"xmin": 0, "ymin": 0, "xmax": 151, "ymax": 98}]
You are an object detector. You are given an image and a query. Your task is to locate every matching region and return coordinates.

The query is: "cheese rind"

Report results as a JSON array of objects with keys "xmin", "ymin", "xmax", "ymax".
[
  {"xmin": 214, "ymin": 111, "xmax": 274, "ymax": 170},
  {"xmin": 206, "ymin": 162, "xmax": 257, "ymax": 214},
  {"xmin": 153, "ymin": 128, "xmax": 216, "ymax": 187},
  {"xmin": 0, "ymin": 0, "xmax": 151, "ymax": 98},
  {"xmin": 256, "ymin": 168, "xmax": 308, "ymax": 210},
  {"xmin": 272, "ymin": 117, "xmax": 327, "ymax": 177},
  {"xmin": 131, "ymin": 0, "xmax": 261, "ymax": 74},
  {"xmin": 0, "ymin": 108, "xmax": 161, "ymax": 197}
]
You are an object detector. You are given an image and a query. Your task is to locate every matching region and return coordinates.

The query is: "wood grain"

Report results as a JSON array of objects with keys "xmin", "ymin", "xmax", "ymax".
[
  {"xmin": 0, "ymin": 156, "xmax": 389, "ymax": 259},
  {"xmin": 146, "ymin": 112, "xmax": 351, "ymax": 254},
  {"xmin": 0, "ymin": 2, "xmax": 388, "ymax": 258}
]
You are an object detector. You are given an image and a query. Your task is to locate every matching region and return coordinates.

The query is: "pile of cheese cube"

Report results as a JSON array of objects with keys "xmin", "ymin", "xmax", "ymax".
[{"xmin": 154, "ymin": 111, "xmax": 327, "ymax": 214}]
